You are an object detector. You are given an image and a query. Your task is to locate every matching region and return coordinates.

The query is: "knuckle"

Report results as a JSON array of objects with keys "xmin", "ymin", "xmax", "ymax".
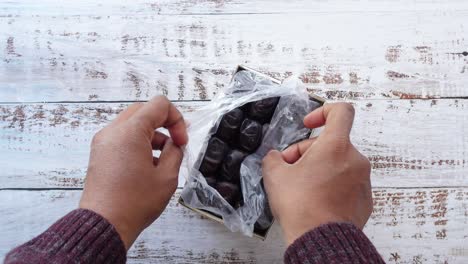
[
  {"xmin": 357, "ymin": 153, "xmax": 372, "ymax": 174},
  {"xmin": 346, "ymin": 146, "xmax": 372, "ymax": 176},
  {"xmin": 331, "ymin": 144, "xmax": 372, "ymax": 177},
  {"xmin": 363, "ymin": 158, "xmax": 372, "ymax": 172}
]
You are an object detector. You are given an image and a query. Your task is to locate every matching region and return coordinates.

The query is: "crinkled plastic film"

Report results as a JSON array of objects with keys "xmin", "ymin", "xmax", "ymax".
[{"xmin": 180, "ymin": 70, "xmax": 322, "ymax": 237}]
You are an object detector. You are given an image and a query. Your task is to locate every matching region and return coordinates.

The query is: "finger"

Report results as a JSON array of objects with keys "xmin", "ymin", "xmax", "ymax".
[
  {"xmin": 152, "ymin": 131, "xmax": 169, "ymax": 150},
  {"xmin": 114, "ymin": 102, "xmax": 144, "ymax": 124},
  {"xmin": 262, "ymin": 150, "xmax": 287, "ymax": 176},
  {"xmin": 131, "ymin": 96, "xmax": 188, "ymax": 146},
  {"xmin": 304, "ymin": 102, "xmax": 355, "ymax": 139},
  {"xmin": 281, "ymin": 137, "xmax": 317, "ymax": 164},
  {"xmin": 303, "ymin": 106, "xmax": 326, "ymax": 129},
  {"xmin": 158, "ymin": 139, "xmax": 184, "ymax": 174}
]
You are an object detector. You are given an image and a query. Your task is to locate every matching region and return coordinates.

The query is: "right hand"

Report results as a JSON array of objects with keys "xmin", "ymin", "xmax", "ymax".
[{"xmin": 262, "ymin": 103, "xmax": 372, "ymax": 245}]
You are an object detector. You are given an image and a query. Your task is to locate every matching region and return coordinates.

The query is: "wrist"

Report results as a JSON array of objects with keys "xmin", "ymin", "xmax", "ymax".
[
  {"xmin": 280, "ymin": 213, "xmax": 349, "ymax": 245},
  {"xmin": 105, "ymin": 215, "xmax": 140, "ymax": 250},
  {"xmin": 282, "ymin": 223, "xmax": 320, "ymax": 245},
  {"xmin": 78, "ymin": 204, "xmax": 140, "ymax": 250}
]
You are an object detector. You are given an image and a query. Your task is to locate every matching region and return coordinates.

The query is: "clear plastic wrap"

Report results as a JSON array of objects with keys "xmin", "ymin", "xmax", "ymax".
[{"xmin": 180, "ymin": 69, "xmax": 322, "ymax": 237}]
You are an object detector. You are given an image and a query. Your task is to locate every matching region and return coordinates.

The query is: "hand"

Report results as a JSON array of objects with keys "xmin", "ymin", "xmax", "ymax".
[
  {"xmin": 79, "ymin": 96, "xmax": 188, "ymax": 250},
  {"xmin": 262, "ymin": 103, "xmax": 372, "ymax": 245}
]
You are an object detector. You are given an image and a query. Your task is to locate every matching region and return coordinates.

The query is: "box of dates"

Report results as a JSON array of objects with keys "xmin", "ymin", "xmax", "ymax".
[{"xmin": 179, "ymin": 65, "xmax": 325, "ymax": 239}]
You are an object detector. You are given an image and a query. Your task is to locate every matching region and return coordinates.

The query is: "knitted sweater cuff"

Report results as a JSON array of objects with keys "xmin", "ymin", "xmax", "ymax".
[
  {"xmin": 284, "ymin": 222, "xmax": 385, "ymax": 264},
  {"xmin": 5, "ymin": 209, "xmax": 126, "ymax": 264}
]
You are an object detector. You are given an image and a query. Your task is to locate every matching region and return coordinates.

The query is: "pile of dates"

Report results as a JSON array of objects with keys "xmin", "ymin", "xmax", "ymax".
[{"xmin": 199, "ymin": 96, "xmax": 279, "ymax": 208}]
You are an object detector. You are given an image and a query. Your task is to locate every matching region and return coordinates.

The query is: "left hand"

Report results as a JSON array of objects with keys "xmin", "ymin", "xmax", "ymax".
[{"xmin": 79, "ymin": 96, "xmax": 188, "ymax": 250}]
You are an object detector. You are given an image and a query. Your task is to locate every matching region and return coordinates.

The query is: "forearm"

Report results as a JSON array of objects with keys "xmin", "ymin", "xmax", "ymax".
[
  {"xmin": 285, "ymin": 222, "xmax": 385, "ymax": 264},
  {"xmin": 4, "ymin": 209, "xmax": 126, "ymax": 264}
]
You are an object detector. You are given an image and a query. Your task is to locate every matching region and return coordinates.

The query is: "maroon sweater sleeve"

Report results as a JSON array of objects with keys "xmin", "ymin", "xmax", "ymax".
[
  {"xmin": 4, "ymin": 209, "xmax": 126, "ymax": 264},
  {"xmin": 285, "ymin": 222, "xmax": 385, "ymax": 264}
]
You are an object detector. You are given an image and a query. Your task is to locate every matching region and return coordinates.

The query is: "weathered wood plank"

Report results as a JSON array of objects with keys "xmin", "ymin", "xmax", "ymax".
[
  {"xmin": 154, "ymin": 0, "xmax": 468, "ymax": 14},
  {"xmin": 0, "ymin": 102, "xmax": 202, "ymax": 188},
  {"xmin": 4, "ymin": 0, "xmax": 468, "ymax": 15},
  {"xmin": 0, "ymin": 188, "xmax": 466, "ymax": 263},
  {"xmin": 1, "ymin": 1, "xmax": 467, "ymax": 102},
  {"xmin": 1, "ymin": 99, "xmax": 467, "ymax": 188}
]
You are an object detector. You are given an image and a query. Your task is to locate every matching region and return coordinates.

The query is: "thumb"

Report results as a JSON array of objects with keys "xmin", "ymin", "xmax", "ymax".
[
  {"xmin": 262, "ymin": 150, "xmax": 286, "ymax": 175},
  {"xmin": 158, "ymin": 139, "xmax": 184, "ymax": 174}
]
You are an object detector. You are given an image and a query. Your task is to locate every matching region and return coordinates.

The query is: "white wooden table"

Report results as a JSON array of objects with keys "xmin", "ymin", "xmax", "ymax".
[{"xmin": 1, "ymin": 0, "xmax": 467, "ymax": 263}]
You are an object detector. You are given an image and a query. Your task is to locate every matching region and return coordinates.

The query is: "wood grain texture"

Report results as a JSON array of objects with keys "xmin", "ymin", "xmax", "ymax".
[
  {"xmin": 1, "ymin": 0, "xmax": 467, "ymax": 102},
  {"xmin": 0, "ymin": 188, "xmax": 466, "ymax": 263},
  {"xmin": 2, "ymin": 99, "xmax": 468, "ymax": 189},
  {"xmin": 4, "ymin": 0, "xmax": 468, "ymax": 15},
  {"xmin": 2, "ymin": 1, "xmax": 467, "ymax": 263},
  {"xmin": 0, "ymin": 101, "xmax": 202, "ymax": 188}
]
